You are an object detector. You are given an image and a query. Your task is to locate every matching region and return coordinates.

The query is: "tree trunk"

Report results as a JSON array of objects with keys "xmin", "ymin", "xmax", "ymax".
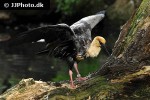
[
  {"xmin": 98, "ymin": 0, "xmax": 150, "ymax": 77},
  {"xmin": 0, "ymin": 0, "xmax": 150, "ymax": 99}
]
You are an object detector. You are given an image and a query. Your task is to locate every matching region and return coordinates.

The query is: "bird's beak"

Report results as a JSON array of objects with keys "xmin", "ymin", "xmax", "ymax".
[{"xmin": 101, "ymin": 44, "xmax": 111, "ymax": 56}]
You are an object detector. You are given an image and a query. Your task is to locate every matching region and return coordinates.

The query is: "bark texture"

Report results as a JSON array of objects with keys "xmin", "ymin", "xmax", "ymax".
[
  {"xmin": 0, "ymin": 0, "xmax": 150, "ymax": 99},
  {"xmin": 98, "ymin": 0, "xmax": 150, "ymax": 77}
]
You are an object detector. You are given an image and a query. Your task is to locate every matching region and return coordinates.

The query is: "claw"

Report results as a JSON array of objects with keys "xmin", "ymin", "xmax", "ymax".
[
  {"xmin": 76, "ymin": 77, "xmax": 87, "ymax": 81},
  {"xmin": 70, "ymin": 81, "xmax": 76, "ymax": 89}
]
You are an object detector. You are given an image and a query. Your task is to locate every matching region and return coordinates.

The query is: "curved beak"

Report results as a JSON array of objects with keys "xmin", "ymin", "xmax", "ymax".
[{"xmin": 101, "ymin": 44, "xmax": 111, "ymax": 56}]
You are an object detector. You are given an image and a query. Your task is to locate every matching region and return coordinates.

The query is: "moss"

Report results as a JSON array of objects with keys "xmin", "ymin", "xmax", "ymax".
[
  {"xmin": 50, "ymin": 76, "xmax": 116, "ymax": 99},
  {"xmin": 129, "ymin": 0, "xmax": 149, "ymax": 35},
  {"xmin": 134, "ymin": 85, "xmax": 150, "ymax": 98},
  {"xmin": 52, "ymin": 76, "xmax": 124, "ymax": 99},
  {"xmin": 116, "ymin": 0, "xmax": 150, "ymax": 54},
  {"xmin": 1, "ymin": 67, "xmax": 149, "ymax": 100},
  {"xmin": 75, "ymin": 76, "xmax": 124, "ymax": 99}
]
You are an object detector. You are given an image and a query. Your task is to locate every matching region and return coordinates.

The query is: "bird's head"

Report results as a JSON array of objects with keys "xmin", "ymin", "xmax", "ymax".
[
  {"xmin": 96, "ymin": 36, "xmax": 106, "ymax": 46},
  {"xmin": 74, "ymin": 36, "xmax": 106, "ymax": 60},
  {"xmin": 86, "ymin": 36, "xmax": 106, "ymax": 58}
]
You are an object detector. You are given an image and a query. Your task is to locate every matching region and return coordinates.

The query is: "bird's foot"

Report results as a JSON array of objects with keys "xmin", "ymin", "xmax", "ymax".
[
  {"xmin": 76, "ymin": 77, "xmax": 87, "ymax": 82},
  {"xmin": 70, "ymin": 81, "xmax": 76, "ymax": 89}
]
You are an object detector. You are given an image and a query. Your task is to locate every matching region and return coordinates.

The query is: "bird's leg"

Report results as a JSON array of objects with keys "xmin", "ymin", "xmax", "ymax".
[
  {"xmin": 74, "ymin": 62, "xmax": 87, "ymax": 81},
  {"xmin": 69, "ymin": 69, "xmax": 76, "ymax": 88}
]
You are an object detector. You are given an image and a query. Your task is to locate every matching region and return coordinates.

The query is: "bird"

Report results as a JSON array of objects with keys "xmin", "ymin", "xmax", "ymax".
[{"xmin": 1, "ymin": 11, "xmax": 106, "ymax": 88}]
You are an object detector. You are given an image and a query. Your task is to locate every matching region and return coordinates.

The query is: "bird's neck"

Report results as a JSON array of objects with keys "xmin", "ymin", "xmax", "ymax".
[{"xmin": 86, "ymin": 37, "xmax": 101, "ymax": 58}]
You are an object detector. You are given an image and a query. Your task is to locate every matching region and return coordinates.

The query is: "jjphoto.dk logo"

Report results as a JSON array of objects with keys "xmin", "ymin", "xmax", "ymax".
[
  {"xmin": 0, "ymin": 0, "xmax": 50, "ymax": 10},
  {"xmin": 4, "ymin": 3, "xmax": 9, "ymax": 8},
  {"xmin": 4, "ymin": 2, "xmax": 44, "ymax": 8}
]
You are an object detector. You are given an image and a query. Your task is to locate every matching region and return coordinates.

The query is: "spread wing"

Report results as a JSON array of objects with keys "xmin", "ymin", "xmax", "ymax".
[
  {"xmin": 0, "ymin": 24, "xmax": 77, "ymax": 58},
  {"xmin": 69, "ymin": 11, "xmax": 105, "ymax": 57},
  {"xmin": 7, "ymin": 24, "xmax": 75, "ymax": 46}
]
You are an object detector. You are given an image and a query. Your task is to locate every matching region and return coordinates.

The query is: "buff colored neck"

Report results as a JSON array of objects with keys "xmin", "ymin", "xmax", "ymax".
[{"xmin": 86, "ymin": 36, "xmax": 106, "ymax": 58}]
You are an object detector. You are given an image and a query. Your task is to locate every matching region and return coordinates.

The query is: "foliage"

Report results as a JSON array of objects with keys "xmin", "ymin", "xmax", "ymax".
[
  {"xmin": 55, "ymin": 0, "xmax": 106, "ymax": 15},
  {"xmin": 55, "ymin": 0, "xmax": 80, "ymax": 15},
  {"xmin": 52, "ymin": 54, "xmax": 108, "ymax": 82}
]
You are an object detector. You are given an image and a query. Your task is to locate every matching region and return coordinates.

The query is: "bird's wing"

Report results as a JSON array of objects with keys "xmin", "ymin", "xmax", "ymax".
[
  {"xmin": 68, "ymin": 11, "xmax": 105, "ymax": 58},
  {"xmin": 7, "ymin": 24, "xmax": 75, "ymax": 46},
  {"xmin": 70, "ymin": 10, "xmax": 105, "ymax": 36}
]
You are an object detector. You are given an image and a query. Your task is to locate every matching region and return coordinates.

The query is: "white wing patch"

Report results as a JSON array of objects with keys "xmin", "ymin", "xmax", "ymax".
[{"xmin": 37, "ymin": 39, "xmax": 45, "ymax": 42}]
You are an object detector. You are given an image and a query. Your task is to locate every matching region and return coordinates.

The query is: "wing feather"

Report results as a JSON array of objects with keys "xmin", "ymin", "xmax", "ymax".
[{"xmin": 8, "ymin": 24, "xmax": 75, "ymax": 46}]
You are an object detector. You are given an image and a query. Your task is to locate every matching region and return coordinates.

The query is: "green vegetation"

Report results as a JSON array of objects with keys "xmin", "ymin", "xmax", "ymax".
[
  {"xmin": 52, "ymin": 53, "xmax": 108, "ymax": 82},
  {"xmin": 56, "ymin": 0, "xmax": 105, "ymax": 15},
  {"xmin": 123, "ymin": 0, "xmax": 150, "ymax": 52},
  {"xmin": 56, "ymin": 0, "xmax": 80, "ymax": 15}
]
